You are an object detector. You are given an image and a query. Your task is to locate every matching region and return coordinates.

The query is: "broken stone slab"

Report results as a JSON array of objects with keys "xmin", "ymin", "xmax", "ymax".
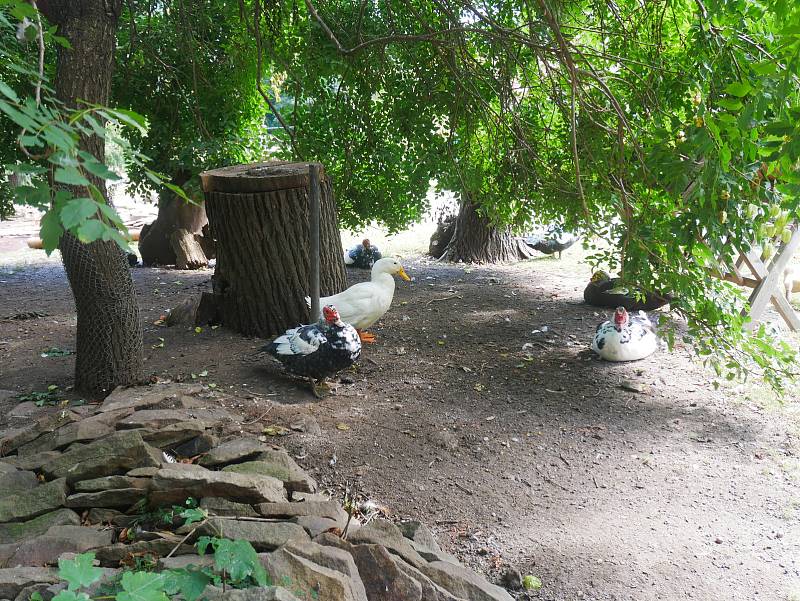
[
  {"xmin": 2, "ymin": 452, "xmax": 60, "ymax": 472},
  {"xmin": 73, "ymin": 475, "xmax": 150, "ymax": 493},
  {"xmin": 225, "ymin": 451, "xmax": 317, "ymax": 494},
  {"xmin": 281, "ymin": 539, "xmax": 367, "ymax": 601},
  {"xmin": 0, "ymin": 568, "xmax": 59, "ymax": 599},
  {"xmin": 0, "ymin": 509, "xmax": 80, "ymax": 545},
  {"xmin": 16, "ymin": 409, "xmax": 134, "ymax": 456},
  {"xmin": 419, "ymin": 561, "xmax": 514, "ymax": 601},
  {"xmin": 94, "ymin": 539, "xmax": 195, "ymax": 567},
  {"xmin": 149, "ymin": 464, "xmax": 287, "ymax": 505},
  {"xmin": 99, "ymin": 383, "xmax": 203, "ymax": 413},
  {"xmin": 157, "ymin": 555, "xmax": 215, "ymax": 570},
  {"xmin": 399, "ymin": 521, "xmax": 460, "ymax": 564},
  {"xmin": 294, "ymin": 516, "xmax": 344, "ymax": 538},
  {"xmin": 126, "ymin": 467, "xmax": 159, "ymax": 477},
  {"xmin": 0, "ymin": 471, "xmax": 38, "ymax": 499},
  {"xmin": 0, "ymin": 463, "xmax": 15, "ymax": 474},
  {"xmin": 41, "ymin": 431, "xmax": 161, "ymax": 484},
  {"xmin": 85, "ymin": 508, "xmax": 123, "ymax": 526},
  {"xmin": 0, "ymin": 525, "xmax": 113, "ymax": 568},
  {"xmin": 348, "ymin": 519, "xmax": 427, "ymax": 570},
  {"xmin": 115, "ymin": 409, "xmax": 212, "ymax": 431},
  {"xmin": 253, "ymin": 501, "xmax": 346, "ymax": 523},
  {"xmin": 65, "ymin": 488, "xmax": 148, "ymax": 509},
  {"xmin": 0, "ymin": 411, "xmax": 77, "ymax": 456},
  {"xmin": 0, "ymin": 478, "xmax": 67, "ymax": 523},
  {"xmin": 198, "ymin": 439, "xmax": 266, "ymax": 467},
  {"xmin": 202, "ymin": 585, "xmax": 301, "ymax": 601},
  {"xmin": 260, "ymin": 547, "xmax": 363, "ymax": 601},
  {"xmin": 171, "ymin": 432, "xmax": 218, "ymax": 457},
  {"xmin": 199, "ymin": 497, "xmax": 259, "ymax": 518},
  {"xmin": 197, "ymin": 518, "xmax": 308, "ymax": 551},
  {"xmin": 394, "ymin": 557, "xmax": 465, "ymax": 601},
  {"xmin": 139, "ymin": 422, "xmax": 209, "ymax": 449},
  {"xmin": 347, "ymin": 543, "xmax": 425, "ymax": 601}
]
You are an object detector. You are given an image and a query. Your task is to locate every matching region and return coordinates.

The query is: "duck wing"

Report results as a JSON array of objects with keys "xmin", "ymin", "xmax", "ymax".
[
  {"xmin": 266, "ymin": 324, "xmax": 327, "ymax": 357},
  {"xmin": 320, "ymin": 282, "xmax": 391, "ymax": 328}
]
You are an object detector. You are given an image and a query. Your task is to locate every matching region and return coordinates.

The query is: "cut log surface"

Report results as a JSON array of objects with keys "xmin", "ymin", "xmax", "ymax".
[
  {"xmin": 170, "ymin": 228, "xmax": 208, "ymax": 270},
  {"xmin": 201, "ymin": 161, "xmax": 346, "ymax": 337}
]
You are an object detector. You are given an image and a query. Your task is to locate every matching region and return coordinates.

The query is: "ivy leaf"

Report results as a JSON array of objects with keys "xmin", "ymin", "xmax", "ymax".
[
  {"xmin": 54, "ymin": 167, "xmax": 91, "ymax": 187},
  {"xmin": 723, "ymin": 82, "xmax": 752, "ymax": 97},
  {"xmin": 60, "ymin": 198, "xmax": 98, "ymax": 230},
  {"xmin": 163, "ymin": 568, "xmax": 211, "ymax": 601},
  {"xmin": 58, "ymin": 552, "xmax": 103, "ymax": 591},
  {"xmin": 116, "ymin": 571, "xmax": 168, "ymax": 601}
]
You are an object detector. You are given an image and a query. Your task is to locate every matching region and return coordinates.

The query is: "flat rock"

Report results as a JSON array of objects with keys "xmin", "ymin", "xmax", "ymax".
[
  {"xmin": 94, "ymin": 539, "xmax": 195, "ymax": 567},
  {"xmin": 419, "ymin": 561, "xmax": 514, "ymax": 601},
  {"xmin": 16, "ymin": 409, "xmax": 133, "ymax": 456},
  {"xmin": 348, "ymin": 519, "xmax": 427, "ymax": 570},
  {"xmin": 254, "ymin": 501, "xmax": 346, "ymax": 523},
  {"xmin": 85, "ymin": 508, "xmax": 123, "ymax": 525},
  {"xmin": 126, "ymin": 467, "xmax": 159, "ymax": 477},
  {"xmin": 202, "ymin": 585, "xmax": 301, "ymax": 601},
  {"xmin": 0, "ymin": 525, "xmax": 113, "ymax": 568},
  {"xmin": 282, "ymin": 539, "xmax": 367, "ymax": 601},
  {"xmin": 99, "ymin": 383, "xmax": 203, "ymax": 413},
  {"xmin": 199, "ymin": 497, "xmax": 259, "ymax": 518},
  {"xmin": 394, "ymin": 559, "xmax": 464, "ymax": 601},
  {"xmin": 199, "ymin": 439, "xmax": 266, "ymax": 467},
  {"xmin": 294, "ymin": 516, "xmax": 344, "ymax": 538},
  {"xmin": 399, "ymin": 521, "xmax": 460, "ymax": 563},
  {"xmin": 0, "ymin": 509, "xmax": 80, "ymax": 545},
  {"xmin": 171, "ymin": 433, "xmax": 218, "ymax": 457},
  {"xmin": 140, "ymin": 422, "xmax": 208, "ymax": 449},
  {"xmin": 0, "ymin": 568, "xmax": 59, "ymax": 599},
  {"xmin": 158, "ymin": 555, "xmax": 214, "ymax": 570},
  {"xmin": 0, "ymin": 464, "xmax": 15, "ymax": 474},
  {"xmin": 73, "ymin": 475, "xmax": 150, "ymax": 492},
  {"xmin": 198, "ymin": 519, "xmax": 308, "ymax": 551},
  {"xmin": 0, "ymin": 412, "xmax": 77, "ymax": 456},
  {"xmin": 65, "ymin": 488, "xmax": 147, "ymax": 509},
  {"xmin": 0, "ymin": 479, "xmax": 67, "ymax": 523},
  {"xmin": 260, "ymin": 547, "xmax": 363, "ymax": 601},
  {"xmin": 0, "ymin": 471, "xmax": 38, "ymax": 499},
  {"xmin": 41, "ymin": 431, "xmax": 161, "ymax": 484},
  {"xmin": 2, "ymin": 452, "xmax": 60, "ymax": 472},
  {"xmin": 116, "ymin": 409, "xmax": 205, "ymax": 431},
  {"xmin": 225, "ymin": 451, "xmax": 317, "ymax": 493},
  {"xmin": 348, "ymin": 543, "xmax": 423, "ymax": 601},
  {"xmin": 150, "ymin": 464, "xmax": 287, "ymax": 505}
]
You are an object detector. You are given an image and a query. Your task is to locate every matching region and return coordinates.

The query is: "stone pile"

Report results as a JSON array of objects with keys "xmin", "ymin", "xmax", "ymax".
[{"xmin": 0, "ymin": 383, "xmax": 513, "ymax": 601}]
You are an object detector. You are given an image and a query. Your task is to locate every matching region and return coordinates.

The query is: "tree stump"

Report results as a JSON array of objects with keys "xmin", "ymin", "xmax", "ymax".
[
  {"xmin": 170, "ymin": 228, "xmax": 208, "ymax": 269},
  {"xmin": 201, "ymin": 161, "xmax": 346, "ymax": 337}
]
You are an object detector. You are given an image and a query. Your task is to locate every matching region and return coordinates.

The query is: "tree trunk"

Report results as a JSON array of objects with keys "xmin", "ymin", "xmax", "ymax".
[
  {"xmin": 201, "ymin": 161, "xmax": 347, "ymax": 337},
  {"xmin": 139, "ymin": 197, "xmax": 210, "ymax": 267},
  {"xmin": 170, "ymin": 228, "xmax": 208, "ymax": 269},
  {"xmin": 40, "ymin": 0, "xmax": 143, "ymax": 397},
  {"xmin": 440, "ymin": 197, "xmax": 532, "ymax": 263}
]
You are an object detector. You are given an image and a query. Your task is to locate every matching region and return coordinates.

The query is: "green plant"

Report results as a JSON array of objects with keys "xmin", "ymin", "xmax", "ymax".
[
  {"xmin": 130, "ymin": 498, "xmax": 207, "ymax": 531},
  {"xmin": 16, "ymin": 384, "xmax": 62, "ymax": 406},
  {"xmin": 196, "ymin": 536, "xmax": 269, "ymax": 589}
]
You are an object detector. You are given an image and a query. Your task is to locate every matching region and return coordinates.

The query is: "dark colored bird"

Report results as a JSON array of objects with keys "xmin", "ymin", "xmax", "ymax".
[
  {"xmin": 522, "ymin": 226, "xmax": 578, "ymax": 259},
  {"xmin": 344, "ymin": 238, "xmax": 383, "ymax": 269},
  {"xmin": 583, "ymin": 271, "xmax": 672, "ymax": 312},
  {"xmin": 127, "ymin": 252, "xmax": 139, "ymax": 267},
  {"xmin": 263, "ymin": 305, "xmax": 361, "ymax": 397}
]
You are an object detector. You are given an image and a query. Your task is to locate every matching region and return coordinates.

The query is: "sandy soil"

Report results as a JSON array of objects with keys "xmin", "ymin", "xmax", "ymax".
[{"xmin": 0, "ymin": 210, "xmax": 799, "ymax": 601}]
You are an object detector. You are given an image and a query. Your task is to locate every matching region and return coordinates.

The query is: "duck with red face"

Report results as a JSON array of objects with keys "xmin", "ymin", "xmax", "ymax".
[
  {"xmin": 591, "ymin": 306, "xmax": 659, "ymax": 361},
  {"xmin": 344, "ymin": 238, "xmax": 383, "ymax": 269},
  {"xmin": 263, "ymin": 305, "xmax": 361, "ymax": 396}
]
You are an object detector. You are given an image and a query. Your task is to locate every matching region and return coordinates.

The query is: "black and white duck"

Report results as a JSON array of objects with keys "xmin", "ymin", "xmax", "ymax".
[
  {"xmin": 583, "ymin": 271, "xmax": 672, "ymax": 312},
  {"xmin": 264, "ymin": 305, "xmax": 361, "ymax": 396},
  {"xmin": 522, "ymin": 226, "xmax": 578, "ymax": 259},
  {"xmin": 591, "ymin": 306, "xmax": 659, "ymax": 362},
  {"xmin": 344, "ymin": 238, "xmax": 383, "ymax": 269}
]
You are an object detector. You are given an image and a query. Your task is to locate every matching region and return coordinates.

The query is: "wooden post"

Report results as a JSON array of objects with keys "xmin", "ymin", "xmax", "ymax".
[
  {"xmin": 200, "ymin": 161, "xmax": 346, "ymax": 337},
  {"xmin": 309, "ymin": 164, "xmax": 321, "ymax": 322}
]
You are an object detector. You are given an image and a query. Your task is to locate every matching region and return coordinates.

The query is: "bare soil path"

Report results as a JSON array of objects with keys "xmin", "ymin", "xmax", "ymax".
[{"xmin": 0, "ymin": 246, "xmax": 798, "ymax": 601}]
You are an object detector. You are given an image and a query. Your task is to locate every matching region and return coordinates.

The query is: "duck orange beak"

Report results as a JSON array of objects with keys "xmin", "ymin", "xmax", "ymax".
[{"xmin": 397, "ymin": 267, "xmax": 411, "ymax": 281}]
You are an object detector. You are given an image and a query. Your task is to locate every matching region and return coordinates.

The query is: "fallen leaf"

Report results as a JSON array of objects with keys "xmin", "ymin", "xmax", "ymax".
[
  {"xmin": 198, "ymin": 370, "xmax": 208, "ymax": 377},
  {"xmin": 194, "ymin": 326, "xmax": 202, "ymax": 334},
  {"xmin": 474, "ymin": 383, "xmax": 484, "ymax": 392},
  {"xmin": 263, "ymin": 425, "xmax": 290, "ymax": 436},
  {"xmin": 336, "ymin": 423, "xmax": 351, "ymax": 431}
]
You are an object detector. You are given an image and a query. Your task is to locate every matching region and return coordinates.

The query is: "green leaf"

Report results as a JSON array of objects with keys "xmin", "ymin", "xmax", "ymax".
[
  {"xmin": 717, "ymin": 98, "xmax": 743, "ymax": 111},
  {"xmin": 54, "ymin": 167, "xmax": 91, "ymax": 187},
  {"xmin": 212, "ymin": 539, "xmax": 268, "ymax": 586},
  {"xmin": 40, "ymin": 209, "xmax": 64, "ymax": 254},
  {"xmin": 60, "ymin": 198, "xmax": 98, "ymax": 230},
  {"xmin": 179, "ymin": 507, "xmax": 207, "ymax": 525},
  {"xmin": 78, "ymin": 151, "xmax": 121, "ymax": 180},
  {"xmin": 0, "ymin": 80, "xmax": 19, "ymax": 103},
  {"xmin": 0, "ymin": 99, "xmax": 40, "ymax": 130},
  {"xmin": 58, "ymin": 552, "xmax": 103, "ymax": 592},
  {"xmin": 75, "ymin": 218, "xmax": 106, "ymax": 243},
  {"xmin": 723, "ymin": 82, "xmax": 752, "ymax": 97},
  {"xmin": 116, "ymin": 572, "xmax": 168, "ymax": 601},
  {"xmin": 163, "ymin": 568, "xmax": 211, "ymax": 601},
  {"xmin": 51, "ymin": 591, "xmax": 91, "ymax": 601},
  {"xmin": 522, "ymin": 575, "xmax": 542, "ymax": 591}
]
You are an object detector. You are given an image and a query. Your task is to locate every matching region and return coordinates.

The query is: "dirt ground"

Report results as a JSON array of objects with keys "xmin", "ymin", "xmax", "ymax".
[{"xmin": 1, "ymin": 213, "xmax": 799, "ymax": 601}]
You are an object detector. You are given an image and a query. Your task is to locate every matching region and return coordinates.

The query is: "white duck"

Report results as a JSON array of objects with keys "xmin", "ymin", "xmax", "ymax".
[
  {"xmin": 307, "ymin": 257, "xmax": 410, "ymax": 342},
  {"xmin": 591, "ymin": 306, "xmax": 658, "ymax": 361}
]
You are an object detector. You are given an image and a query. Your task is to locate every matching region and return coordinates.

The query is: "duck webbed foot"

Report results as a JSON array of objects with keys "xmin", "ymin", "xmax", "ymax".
[{"xmin": 356, "ymin": 330, "xmax": 377, "ymax": 343}]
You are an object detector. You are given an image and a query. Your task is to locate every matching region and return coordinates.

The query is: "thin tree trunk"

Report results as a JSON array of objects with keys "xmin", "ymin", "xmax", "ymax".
[
  {"xmin": 40, "ymin": 0, "xmax": 143, "ymax": 397},
  {"xmin": 440, "ymin": 196, "xmax": 532, "ymax": 263}
]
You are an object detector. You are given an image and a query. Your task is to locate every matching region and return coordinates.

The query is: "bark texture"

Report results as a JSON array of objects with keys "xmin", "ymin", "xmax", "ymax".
[
  {"xmin": 202, "ymin": 162, "xmax": 346, "ymax": 338},
  {"xmin": 441, "ymin": 198, "xmax": 532, "ymax": 263},
  {"xmin": 139, "ymin": 198, "xmax": 210, "ymax": 267},
  {"xmin": 170, "ymin": 228, "xmax": 208, "ymax": 270},
  {"xmin": 39, "ymin": 0, "xmax": 143, "ymax": 397}
]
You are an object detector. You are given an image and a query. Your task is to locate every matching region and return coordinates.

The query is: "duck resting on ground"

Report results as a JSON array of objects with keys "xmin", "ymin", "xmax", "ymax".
[
  {"xmin": 584, "ymin": 271, "xmax": 672, "ymax": 311},
  {"xmin": 522, "ymin": 226, "xmax": 578, "ymax": 259},
  {"xmin": 306, "ymin": 257, "xmax": 410, "ymax": 343},
  {"xmin": 591, "ymin": 306, "xmax": 659, "ymax": 362},
  {"xmin": 263, "ymin": 305, "xmax": 361, "ymax": 397},
  {"xmin": 344, "ymin": 238, "xmax": 382, "ymax": 269}
]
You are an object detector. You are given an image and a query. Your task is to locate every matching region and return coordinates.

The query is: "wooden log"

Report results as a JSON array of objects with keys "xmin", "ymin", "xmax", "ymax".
[
  {"xmin": 201, "ymin": 161, "xmax": 346, "ymax": 337},
  {"xmin": 170, "ymin": 228, "xmax": 208, "ymax": 270}
]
